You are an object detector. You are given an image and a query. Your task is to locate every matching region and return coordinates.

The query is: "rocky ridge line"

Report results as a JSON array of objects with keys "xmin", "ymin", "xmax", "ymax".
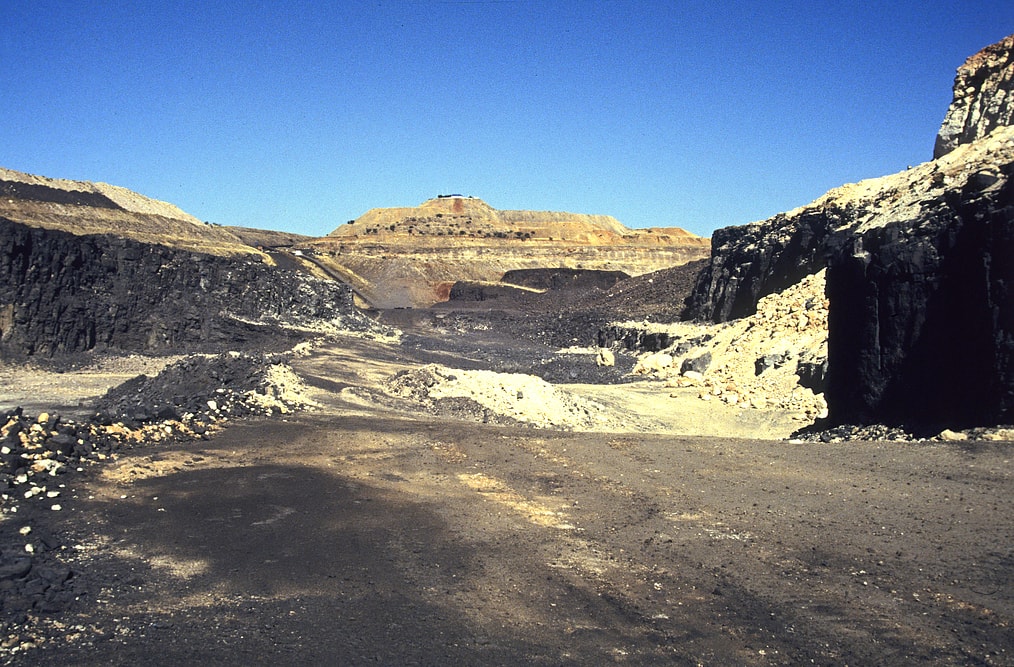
[
  {"xmin": 685, "ymin": 125, "xmax": 1014, "ymax": 324},
  {"xmin": 934, "ymin": 33, "xmax": 1014, "ymax": 158},
  {"xmin": 0, "ymin": 166, "xmax": 259, "ymax": 257},
  {"xmin": 0, "ymin": 167, "xmax": 205, "ymax": 226}
]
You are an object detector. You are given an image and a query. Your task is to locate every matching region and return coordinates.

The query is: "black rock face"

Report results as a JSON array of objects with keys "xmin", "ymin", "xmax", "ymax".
[
  {"xmin": 682, "ymin": 209, "xmax": 833, "ymax": 323},
  {"xmin": 501, "ymin": 268, "xmax": 630, "ymax": 291},
  {"xmin": 447, "ymin": 281, "xmax": 530, "ymax": 303},
  {"xmin": 679, "ymin": 110, "xmax": 1014, "ymax": 433},
  {"xmin": 824, "ymin": 167, "xmax": 1014, "ymax": 433},
  {"xmin": 0, "ymin": 217, "xmax": 372, "ymax": 359}
]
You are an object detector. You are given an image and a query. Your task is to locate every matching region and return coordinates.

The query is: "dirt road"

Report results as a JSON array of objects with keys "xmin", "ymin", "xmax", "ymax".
[
  {"xmin": 3, "ymin": 328, "xmax": 1012, "ymax": 665},
  {"xmin": 10, "ymin": 402, "xmax": 1011, "ymax": 664}
]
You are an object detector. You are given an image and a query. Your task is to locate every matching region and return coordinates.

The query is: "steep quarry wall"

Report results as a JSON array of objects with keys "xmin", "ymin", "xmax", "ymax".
[
  {"xmin": 0, "ymin": 217, "xmax": 372, "ymax": 359},
  {"xmin": 685, "ymin": 128, "xmax": 1014, "ymax": 432},
  {"xmin": 685, "ymin": 34, "xmax": 1014, "ymax": 431},
  {"xmin": 825, "ymin": 148, "xmax": 1014, "ymax": 433},
  {"xmin": 683, "ymin": 209, "xmax": 831, "ymax": 323},
  {"xmin": 934, "ymin": 34, "xmax": 1014, "ymax": 158}
]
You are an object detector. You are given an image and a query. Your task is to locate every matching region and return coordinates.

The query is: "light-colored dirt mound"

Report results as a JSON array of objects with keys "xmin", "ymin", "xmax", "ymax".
[
  {"xmin": 621, "ymin": 270, "xmax": 828, "ymax": 422},
  {"xmin": 330, "ymin": 195, "xmax": 632, "ymax": 239},
  {"xmin": 385, "ymin": 364, "xmax": 617, "ymax": 430}
]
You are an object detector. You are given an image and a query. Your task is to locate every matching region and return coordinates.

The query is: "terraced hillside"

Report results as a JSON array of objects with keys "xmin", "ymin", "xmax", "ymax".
[{"xmin": 310, "ymin": 196, "xmax": 710, "ymax": 307}]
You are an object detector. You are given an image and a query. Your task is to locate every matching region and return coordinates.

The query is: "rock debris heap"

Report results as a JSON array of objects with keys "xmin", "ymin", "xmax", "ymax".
[
  {"xmin": 0, "ymin": 351, "xmax": 318, "ymax": 623},
  {"xmin": 0, "ymin": 407, "xmax": 200, "ymax": 622},
  {"xmin": 607, "ymin": 270, "xmax": 830, "ymax": 422},
  {"xmin": 95, "ymin": 352, "xmax": 317, "ymax": 425},
  {"xmin": 386, "ymin": 364, "xmax": 614, "ymax": 430}
]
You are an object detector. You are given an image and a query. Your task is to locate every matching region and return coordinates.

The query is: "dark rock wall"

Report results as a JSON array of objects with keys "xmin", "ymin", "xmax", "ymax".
[
  {"xmin": 501, "ymin": 268, "xmax": 630, "ymax": 291},
  {"xmin": 596, "ymin": 325, "xmax": 680, "ymax": 352},
  {"xmin": 447, "ymin": 281, "xmax": 535, "ymax": 302},
  {"xmin": 683, "ymin": 209, "xmax": 834, "ymax": 323},
  {"xmin": 0, "ymin": 217, "xmax": 370, "ymax": 359},
  {"xmin": 824, "ymin": 168, "xmax": 1014, "ymax": 433}
]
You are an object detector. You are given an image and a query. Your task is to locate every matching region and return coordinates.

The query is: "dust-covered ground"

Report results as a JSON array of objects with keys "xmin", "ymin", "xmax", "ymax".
[{"xmin": 1, "ymin": 322, "xmax": 1012, "ymax": 665}]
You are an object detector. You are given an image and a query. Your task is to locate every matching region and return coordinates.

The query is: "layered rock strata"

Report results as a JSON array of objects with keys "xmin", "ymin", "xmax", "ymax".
[{"xmin": 311, "ymin": 196, "xmax": 710, "ymax": 308}]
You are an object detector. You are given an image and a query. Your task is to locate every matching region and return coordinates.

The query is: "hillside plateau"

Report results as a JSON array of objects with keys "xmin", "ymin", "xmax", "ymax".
[
  {"xmin": 309, "ymin": 195, "xmax": 710, "ymax": 308},
  {"xmin": 0, "ymin": 167, "xmax": 261, "ymax": 259}
]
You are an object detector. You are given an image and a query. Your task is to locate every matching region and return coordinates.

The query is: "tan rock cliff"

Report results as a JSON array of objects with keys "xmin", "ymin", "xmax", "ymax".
[
  {"xmin": 311, "ymin": 196, "xmax": 710, "ymax": 308},
  {"xmin": 934, "ymin": 33, "xmax": 1014, "ymax": 158}
]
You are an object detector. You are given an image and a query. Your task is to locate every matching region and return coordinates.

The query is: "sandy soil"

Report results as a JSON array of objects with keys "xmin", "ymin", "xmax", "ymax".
[
  {"xmin": 0, "ymin": 355, "xmax": 186, "ymax": 419},
  {"xmin": 1, "ymin": 330, "xmax": 1012, "ymax": 665}
]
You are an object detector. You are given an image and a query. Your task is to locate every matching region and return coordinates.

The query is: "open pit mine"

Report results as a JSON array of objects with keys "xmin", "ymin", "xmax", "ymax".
[{"xmin": 307, "ymin": 195, "xmax": 710, "ymax": 308}]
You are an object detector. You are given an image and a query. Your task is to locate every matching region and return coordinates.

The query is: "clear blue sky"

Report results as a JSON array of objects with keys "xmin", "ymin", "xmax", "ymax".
[{"xmin": 3, "ymin": 2, "xmax": 1012, "ymax": 237}]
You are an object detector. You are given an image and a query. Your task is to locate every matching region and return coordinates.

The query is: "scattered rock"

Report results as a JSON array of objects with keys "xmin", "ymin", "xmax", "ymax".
[
  {"xmin": 633, "ymin": 352, "xmax": 674, "ymax": 375},
  {"xmin": 754, "ymin": 353, "xmax": 788, "ymax": 376},
  {"xmin": 938, "ymin": 429, "xmax": 969, "ymax": 441},
  {"xmin": 619, "ymin": 271, "xmax": 829, "ymax": 420},
  {"xmin": 680, "ymin": 352, "xmax": 712, "ymax": 375}
]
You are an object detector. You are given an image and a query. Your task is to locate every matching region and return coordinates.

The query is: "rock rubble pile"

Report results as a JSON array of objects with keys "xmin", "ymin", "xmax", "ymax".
[
  {"xmin": 0, "ymin": 351, "xmax": 319, "ymax": 629},
  {"xmin": 96, "ymin": 352, "xmax": 317, "ymax": 425},
  {"xmin": 613, "ymin": 271, "xmax": 829, "ymax": 421},
  {"xmin": 0, "ymin": 407, "xmax": 202, "ymax": 627},
  {"xmin": 386, "ymin": 364, "xmax": 614, "ymax": 430}
]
